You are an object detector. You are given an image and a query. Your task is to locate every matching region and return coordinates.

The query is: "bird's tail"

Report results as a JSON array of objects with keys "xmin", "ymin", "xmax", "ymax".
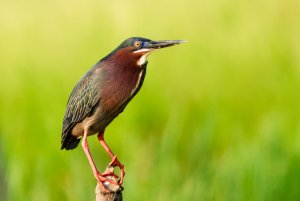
[{"xmin": 61, "ymin": 135, "xmax": 81, "ymax": 150}]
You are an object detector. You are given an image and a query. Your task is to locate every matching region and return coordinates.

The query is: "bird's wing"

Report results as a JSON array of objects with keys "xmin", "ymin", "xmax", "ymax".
[{"xmin": 61, "ymin": 70, "xmax": 101, "ymax": 145}]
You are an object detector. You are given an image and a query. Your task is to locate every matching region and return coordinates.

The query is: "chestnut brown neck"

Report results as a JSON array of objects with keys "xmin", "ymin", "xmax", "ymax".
[{"xmin": 99, "ymin": 47, "xmax": 147, "ymax": 113}]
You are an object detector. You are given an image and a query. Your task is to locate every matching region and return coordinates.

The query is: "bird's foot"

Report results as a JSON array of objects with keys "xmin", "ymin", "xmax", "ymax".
[
  {"xmin": 96, "ymin": 171, "xmax": 119, "ymax": 193},
  {"xmin": 101, "ymin": 171, "xmax": 119, "ymax": 178},
  {"xmin": 108, "ymin": 156, "xmax": 125, "ymax": 185}
]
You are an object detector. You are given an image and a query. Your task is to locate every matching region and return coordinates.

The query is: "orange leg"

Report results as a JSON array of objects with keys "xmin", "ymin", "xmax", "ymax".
[
  {"xmin": 98, "ymin": 131, "xmax": 125, "ymax": 185},
  {"xmin": 81, "ymin": 129, "xmax": 118, "ymax": 193}
]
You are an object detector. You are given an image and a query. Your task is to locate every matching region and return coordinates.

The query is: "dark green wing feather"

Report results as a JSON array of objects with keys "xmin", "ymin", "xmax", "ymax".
[{"xmin": 61, "ymin": 68, "xmax": 101, "ymax": 149}]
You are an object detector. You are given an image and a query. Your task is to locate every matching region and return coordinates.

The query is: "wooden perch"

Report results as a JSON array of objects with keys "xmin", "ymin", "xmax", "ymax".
[{"xmin": 95, "ymin": 166, "xmax": 123, "ymax": 201}]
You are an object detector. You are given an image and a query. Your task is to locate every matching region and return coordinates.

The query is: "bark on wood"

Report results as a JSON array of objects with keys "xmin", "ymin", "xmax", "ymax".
[{"xmin": 95, "ymin": 167, "xmax": 123, "ymax": 201}]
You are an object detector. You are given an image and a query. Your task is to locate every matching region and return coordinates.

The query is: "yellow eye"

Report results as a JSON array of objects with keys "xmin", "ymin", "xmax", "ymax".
[{"xmin": 134, "ymin": 41, "xmax": 141, "ymax": 48}]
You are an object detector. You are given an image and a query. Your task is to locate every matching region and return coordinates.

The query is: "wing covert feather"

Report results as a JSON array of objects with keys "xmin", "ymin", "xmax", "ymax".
[{"xmin": 62, "ymin": 70, "xmax": 101, "ymax": 139}]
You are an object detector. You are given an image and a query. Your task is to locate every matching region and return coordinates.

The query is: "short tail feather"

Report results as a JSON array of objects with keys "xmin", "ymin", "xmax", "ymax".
[{"xmin": 61, "ymin": 135, "xmax": 81, "ymax": 150}]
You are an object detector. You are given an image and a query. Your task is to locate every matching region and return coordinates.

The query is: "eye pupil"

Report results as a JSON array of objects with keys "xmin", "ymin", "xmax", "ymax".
[{"xmin": 135, "ymin": 42, "xmax": 141, "ymax": 48}]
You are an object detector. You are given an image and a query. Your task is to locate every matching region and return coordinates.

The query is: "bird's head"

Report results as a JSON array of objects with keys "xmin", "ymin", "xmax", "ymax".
[{"xmin": 102, "ymin": 37, "xmax": 186, "ymax": 67}]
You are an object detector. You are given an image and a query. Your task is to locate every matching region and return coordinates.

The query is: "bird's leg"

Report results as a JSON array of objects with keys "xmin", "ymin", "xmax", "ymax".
[
  {"xmin": 81, "ymin": 129, "xmax": 118, "ymax": 192},
  {"xmin": 98, "ymin": 131, "xmax": 125, "ymax": 185}
]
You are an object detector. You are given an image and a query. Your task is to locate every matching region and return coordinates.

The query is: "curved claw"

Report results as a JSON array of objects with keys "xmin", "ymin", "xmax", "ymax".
[
  {"xmin": 117, "ymin": 165, "xmax": 125, "ymax": 185},
  {"xmin": 108, "ymin": 156, "xmax": 125, "ymax": 185},
  {"xmin": 98, "ymin": 173, "xmax": 119, "ymax": 185},
  {"xmin": 101, "ymin": 171, "xmax": 119, "ymax": 179}
]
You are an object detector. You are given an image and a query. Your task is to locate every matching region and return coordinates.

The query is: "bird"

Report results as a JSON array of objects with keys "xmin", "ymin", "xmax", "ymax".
[{"xmin": 61, "ymin": 37, "xmax": 185, "ymax": 191}]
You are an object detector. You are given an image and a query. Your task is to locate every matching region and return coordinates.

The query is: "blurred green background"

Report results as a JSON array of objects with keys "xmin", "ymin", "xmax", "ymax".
[{"xmin": 1, "ymin": 0, "xmax": 300, "ymax": 200}]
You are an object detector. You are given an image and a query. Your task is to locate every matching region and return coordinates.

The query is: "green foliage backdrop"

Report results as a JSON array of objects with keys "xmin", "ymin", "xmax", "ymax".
[{"xmin": 0, "ymin": 0, "xmax": 300, "ymax": 200}]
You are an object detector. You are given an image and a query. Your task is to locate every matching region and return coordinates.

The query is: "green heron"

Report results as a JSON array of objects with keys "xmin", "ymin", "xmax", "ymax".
[{"xmin": 61, "ymin": 37, "xmax": 185, "ymax": 191}]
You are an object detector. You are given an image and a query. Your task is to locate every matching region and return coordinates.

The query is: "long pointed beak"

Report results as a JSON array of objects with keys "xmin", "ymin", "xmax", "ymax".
[{"xmin": 144, "ymin": 40, "xmax": 187, "ymax": 49}]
